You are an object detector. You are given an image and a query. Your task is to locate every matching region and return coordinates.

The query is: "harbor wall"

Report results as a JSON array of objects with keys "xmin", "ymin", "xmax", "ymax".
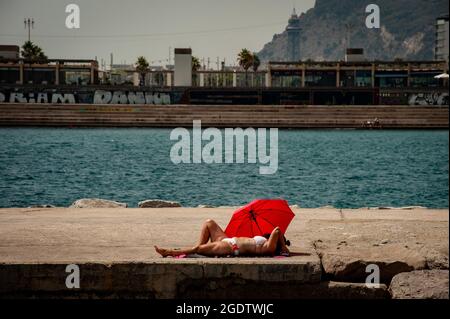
[{"xmin": 0, "ymin": 103, "xmax": 448, "ymax": 128}]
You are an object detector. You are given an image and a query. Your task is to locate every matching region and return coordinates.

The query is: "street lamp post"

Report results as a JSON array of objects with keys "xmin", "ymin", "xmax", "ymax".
[{"xmin": 24, "ymin": 18, "xmax": 34, "ymax": 42}]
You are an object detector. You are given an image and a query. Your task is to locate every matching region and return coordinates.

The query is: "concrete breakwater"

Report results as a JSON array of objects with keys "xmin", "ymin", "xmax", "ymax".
[
  {"xmin": 0, "ymin": 103, "xmax": 448, "ymax": 128},
  {"xmin": 0, "ymin": 207, "xmax": 447, "ymax": 299}
]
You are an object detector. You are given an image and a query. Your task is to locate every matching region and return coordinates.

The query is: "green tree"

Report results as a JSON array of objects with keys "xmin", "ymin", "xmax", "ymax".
[
  {"xmin": 238, "ymin": 48, "xmax": 253, "ymax": 71},
  {"xmin": 135, "ymin": 56, "xmax": 149, "ymax": 86},
  {"xmin": 191, "ymin": 56, "xmax": 202, "ymax": 87},
  {"xmin": 21, "ymin": 41, "xmax": 47, "ymax": 62},
  {"xmin": 238, "ymin": 48, "xmax": 254, "ymax": 86},
  {"xmin": 252, "ymin": 53, "xmax": 261, "ymax": 72},
  {"xmin": 192, "ymin": 56, "xmax": 201, "ymax": 72}
]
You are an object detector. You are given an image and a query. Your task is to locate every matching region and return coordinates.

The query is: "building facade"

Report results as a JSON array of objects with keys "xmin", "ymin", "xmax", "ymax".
[
  {"xmin": 174, "ymin": 48, "xmax": 192, "ymax": 86},
  {"xmin": 0, "ymin": 57, "xmax": 448, "ymax": 105},
  {"xmin": 0, "ymin": 45, "xmax": 19, "ymax": 59},
  {"xmin": 435, "ymin": 15, "xmax": 449, "ymax": 63},
  {"xmin": 0, "ymin": 58, "xmax": 98, "ymax": 85},
  {"xmin": 267, "ymin": 60, "xmax": 448, "ymax": 89}
]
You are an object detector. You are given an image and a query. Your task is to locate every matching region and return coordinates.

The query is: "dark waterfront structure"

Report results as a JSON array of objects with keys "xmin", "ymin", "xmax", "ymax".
[
  {"xmin": 268, "ymin": 60, "xmax": 448, "ymax": 88},
  {"xmin": 286, "ymin": 8, "xmax": 301, "ymax": 61},
  {"xmin": 1, "ymin": 58, "xmax": 446, "ymax": 89},
  {"xmin": 0, "ymin": 58, "xmax": 98, "ymax": 85},
  {"xmin": 0, "ymin": 57, "xmax": 448, "ymax": 105}
]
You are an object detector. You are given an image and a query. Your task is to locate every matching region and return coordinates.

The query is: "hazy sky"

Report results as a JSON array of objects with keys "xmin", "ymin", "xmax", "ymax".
[{"xmin": 0, "ymin": 0, "xmax": 316, "ymax": 67}]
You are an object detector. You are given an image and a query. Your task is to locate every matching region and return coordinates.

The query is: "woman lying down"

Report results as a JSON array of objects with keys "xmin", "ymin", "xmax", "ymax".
[{"xmin": 154, "ymin": 219, "xmax": 290, "ymax": 257}]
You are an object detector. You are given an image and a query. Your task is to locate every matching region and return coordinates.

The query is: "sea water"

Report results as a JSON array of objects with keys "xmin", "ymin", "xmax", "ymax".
[{"xmin": 0, "ymin": 128, "xmax": 448, "ymax": 208}]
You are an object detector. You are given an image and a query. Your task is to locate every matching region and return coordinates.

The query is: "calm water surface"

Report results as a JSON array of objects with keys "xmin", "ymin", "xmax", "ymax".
[{"xmin": 0, "ymin": 128, "xmax": 448, "ymax": 208}]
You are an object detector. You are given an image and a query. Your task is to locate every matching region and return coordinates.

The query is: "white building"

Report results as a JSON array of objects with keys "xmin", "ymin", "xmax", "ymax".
[
  {"xmin": 174, "ymin": 48, "xmax": 192, "ymax": 86},
  {"xmin": 345, "ymin": 48, "xmax": 365, "ymax": 62},
  {"xmin": 435, "ymin": 15, "xmax": 449, "ymax": 63}
]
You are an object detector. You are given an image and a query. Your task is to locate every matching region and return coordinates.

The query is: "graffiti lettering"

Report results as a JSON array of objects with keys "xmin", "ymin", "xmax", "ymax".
[
  {"xmin": 409, "ymin": 92, "xmax": 449, "ymax": 106},
  {"xmin": 51, "ymin": 94, "xmax": 76, "ymax": 104},
  {"xmin": 93, "ymin": 90, "xmax": 171, "ymax": 105},
  {"xmin": 9, "ymin": 93, "xmax": 27, "ymax": 103},
  {"xmin": 0, "ymin": 90, "xmax": 172, "ymax": 105},
  {"xmin": 7, "ymin": 92, "xmax": 76, "ymax": 104}
]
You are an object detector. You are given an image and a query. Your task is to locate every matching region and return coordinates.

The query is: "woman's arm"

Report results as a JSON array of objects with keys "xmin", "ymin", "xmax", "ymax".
[
  {"xmin": 278, "ymin": 233, "xmax": 290, "ymax": 255},
  {"xmin": 261, "ymin": 227, "xmax": 290, "ymax": 256},
  {"xmin": 261, "ymin": 227, "xmax": 281, "ymax": 255}
]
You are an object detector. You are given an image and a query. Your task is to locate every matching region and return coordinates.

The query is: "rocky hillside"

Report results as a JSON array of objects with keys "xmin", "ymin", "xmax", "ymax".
[{"xmin": 258, "ymin": 0, "xmax": 449, "ymax": 62}]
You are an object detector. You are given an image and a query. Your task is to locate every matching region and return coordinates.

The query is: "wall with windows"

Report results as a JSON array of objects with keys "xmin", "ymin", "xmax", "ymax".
[
  {"xmin": 23, "ymin": 68, "xmax": 55, "ymax": 85},
  {"xmin": 375, "ymin": 73, "xmax": 408, "ymax": 88},
  {"xmin": 340, "ymin": 70, "xmax": 372, "ymax": 87},
  {"xmin": 0, "ymin": 67, "xmax": 19, "ymax": 84},
  {"xmin": 409, "ymin": 73, "xmax": 440, "ymax": 88},
  {"xmin": 271, "ymin": 71, "xmax": 301, "ymax": 88},
  {"xmin": 305, "ymin": 71, "xmax": 336, "ymax": 87}
]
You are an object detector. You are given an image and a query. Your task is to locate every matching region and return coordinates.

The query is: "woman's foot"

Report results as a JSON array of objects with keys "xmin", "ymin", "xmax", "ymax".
[{"xmin": 154, "ymin": 245, "xmax": 174, "ymax": 257}]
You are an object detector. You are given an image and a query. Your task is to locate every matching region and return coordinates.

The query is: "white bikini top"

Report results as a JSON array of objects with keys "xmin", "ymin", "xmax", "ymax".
[{"xmin": 253, "ymin": 236, "xmax": 267, "ymax": 246}]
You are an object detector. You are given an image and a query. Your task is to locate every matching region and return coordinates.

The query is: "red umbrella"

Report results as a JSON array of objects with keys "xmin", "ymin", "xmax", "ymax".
[{"xmin": 224, "ymin": 199, "xmax": 295, "ymax": 238}]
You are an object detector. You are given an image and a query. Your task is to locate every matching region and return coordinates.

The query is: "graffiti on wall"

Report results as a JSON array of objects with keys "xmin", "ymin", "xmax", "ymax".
[
  {"xmin": 0, "ymin": 92, "xmax": 76, "ymax": 104},
  {"xmin": 0, "ymin": 90, "xmax": 171, "ymax": 105},
  {"xmin": 93, "ymin": 90, "xmax": 170, "ymax": 105},
  {"xmin": 1, "ymin": 87, "xmax": 449, "ymax": 106},
  {"xmin": 408, "ymin": 92, "xmax": 449, "ymax": 106}
]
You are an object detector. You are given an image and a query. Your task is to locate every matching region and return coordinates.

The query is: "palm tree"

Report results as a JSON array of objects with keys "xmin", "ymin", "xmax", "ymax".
[
  {"xmin": 135, "ymin": 56, "xmax": 149, "ymax": 86},
  {"xmin": 238, "ymin": 48, "xmax": 253, "ymax": 71},
  {"xmin": 252, "ymin": 53, "xmax": 260, "ymax": 72},
  {"xmin": 191, "ymin": 56, "xmax": 201, "ymax": 87},
  {"xmin": 238, "ymin": 49, "xmax": 253, "ymax": 87},
  {"xmin": 249, "ymin": 53, "xmax": 261, "ymax": 87},
  {"xmin": 192, "ymin": 56, "xmax": 201, "ymax": 72},
  {"xmin": 21, "ymin": 41, "xmax": 47, "ymax": 62}
]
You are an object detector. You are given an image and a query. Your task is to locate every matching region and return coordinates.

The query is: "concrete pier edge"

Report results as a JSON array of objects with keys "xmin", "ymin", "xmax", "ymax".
[{"xmin": 0, "ymin": 207, "xmax": 448, "ymax": 299}]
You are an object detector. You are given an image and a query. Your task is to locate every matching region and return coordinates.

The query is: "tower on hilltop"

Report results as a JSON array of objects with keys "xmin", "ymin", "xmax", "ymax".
[{"xmin": 286, "ymin": 8, "xmax": 301, "ymax": 61}]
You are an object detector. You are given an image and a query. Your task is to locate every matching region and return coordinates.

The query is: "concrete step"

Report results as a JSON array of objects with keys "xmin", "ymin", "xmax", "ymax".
[
  {"xmin": 1, "ymin": 108, "xmax": 447, "ymax": 116},
  {"xmin": 0, "ymin": 103, "xmax": 448, "ymax": 128}
]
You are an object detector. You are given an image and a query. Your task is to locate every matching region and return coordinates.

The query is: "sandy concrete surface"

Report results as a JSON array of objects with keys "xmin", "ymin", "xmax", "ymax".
[{"xmin": 0, "ymin": 207, "xmax": 447, "ymax": 264}]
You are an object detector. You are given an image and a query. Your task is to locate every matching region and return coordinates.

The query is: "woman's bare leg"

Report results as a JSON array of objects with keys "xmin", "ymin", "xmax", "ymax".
[
  {"xmin": 154, "ymin": 245, "xmax": 197, "ymax": 257},
  {"xmin": 155, "ymin": 220, "xmax": 228, "ymax": 258},
  {"xmin": 197, "ymin": 220, "xmax": 212, "ymax": 245},
  {"xmin": 196, "ymin": 241, "xmax": 231, "ymax": 257},
  {"xmin": 155, "ymin": 241, "xmax": 231, "ymax": 257},
  {"xmin": 197, "ymin": 219, "xmax": 227, "ymax": 245}
]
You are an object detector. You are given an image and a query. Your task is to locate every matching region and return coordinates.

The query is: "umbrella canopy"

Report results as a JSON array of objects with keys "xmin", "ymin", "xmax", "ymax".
[
  {"xmin": 225, "ymin": 199, "xmax": 295, "ymax": 238},
  {"xmin": 434, "ymin": 73, "xmax": 449, "ymax": 79}
]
